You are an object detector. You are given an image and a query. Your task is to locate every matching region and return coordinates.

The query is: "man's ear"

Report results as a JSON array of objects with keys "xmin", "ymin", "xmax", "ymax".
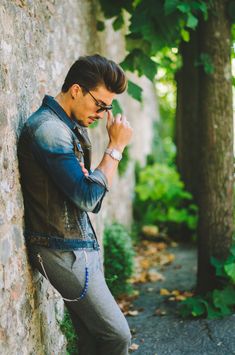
[{"xmin": 70, "ymin": 84, "xmax": 82, "ymax": 99}]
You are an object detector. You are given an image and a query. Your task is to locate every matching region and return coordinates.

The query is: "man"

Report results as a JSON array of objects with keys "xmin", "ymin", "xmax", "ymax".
[{"xmin": 18, "ymin": 54, "xmax": 133, "ymax": 355}]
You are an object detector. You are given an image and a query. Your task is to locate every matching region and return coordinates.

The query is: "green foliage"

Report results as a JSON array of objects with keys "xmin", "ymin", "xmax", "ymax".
[
  {"xmin": 60, "ymin": 309, "xmax": 78, "ymax": 355},
  {"xmin": 180, "ymin": 243, "xmax": 235, "ymax": 319},
  {"xmin": 112, "ymin": 99, "xmax": 123, "ymax": 115},
  {"xmin": 127, "ymin": 79, "xmax": 143, "ymax": 102},
  {"xmin": 98, "ymin": 0, "xmax": 209, "ymax": 81},
  {"xmin": 134, "ymin": 162, "xmax": 198, "ymax": 234},
  {"xmin": 120, "ymin": 49, "xmax": 157, "ymax": 81},
  {"xmin": 103, "ymin": 223, "xmax": 135, "ymax": 297}
]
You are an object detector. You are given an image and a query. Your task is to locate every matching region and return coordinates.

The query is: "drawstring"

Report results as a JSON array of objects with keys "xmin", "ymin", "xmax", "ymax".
[{"xmin": 37, "ymin": 251, "xmax": 89, "ymax": 302}]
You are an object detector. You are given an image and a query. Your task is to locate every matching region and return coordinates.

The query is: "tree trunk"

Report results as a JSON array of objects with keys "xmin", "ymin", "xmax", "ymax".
[
  {"xmin": 175, "ymin": 30, "xmax": 199, "ymax": 201},
  {"xmin": 197, "ymin": 0, "xmax": 233, "ymax": 293}
]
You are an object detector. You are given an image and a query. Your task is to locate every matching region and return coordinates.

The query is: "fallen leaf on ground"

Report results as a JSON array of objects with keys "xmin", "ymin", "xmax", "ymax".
[
  {"xmin": 129, "ymin": 343, "xmax": 139, "ymax": 351},
  {"xmin": 154, "ymin": 308, "xmax": 167, "ymax": 316},
  {"xmin": 147, "ymin": 270, "xmax": 165, "ymax": 282},
  {"xmin": 127, "ymin": 310, "xmax": 139, "ymax": 316},
  {"xmin": 160, "ymin": 288, "xmax": 171, "ymax": 295}
]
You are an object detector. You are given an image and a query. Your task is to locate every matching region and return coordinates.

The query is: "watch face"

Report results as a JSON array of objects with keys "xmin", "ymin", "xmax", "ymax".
[{"xmin": 111, "ymin": 149, "xmax": 122, "ymax": 160}]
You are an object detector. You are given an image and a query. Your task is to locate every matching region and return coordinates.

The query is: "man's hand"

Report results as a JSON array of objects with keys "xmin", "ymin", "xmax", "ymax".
[
  {"xmin": 106, "ymin": 111, "xmax": 133, "ymax": 152},
  {"xmin": 79, "ymin": 162, "xmax": 89, "ymax": 177}
]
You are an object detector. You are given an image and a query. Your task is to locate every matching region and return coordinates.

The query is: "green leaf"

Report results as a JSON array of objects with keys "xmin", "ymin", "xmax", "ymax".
[
  {"xmin": 127, "ymin": 80, "xmax": 143, "ymax": 102},
  {"xmin": 112, "ymin": 99, "xmax": 123, "ymax": 115},
  {"xmin": 186, "ymin": 12, "xmax": 198, "ymax": 29},
  {"xmin": 126, "ymin": 33, "xmax": 152, "ymax": 56},
  {"xmin": 180, "ymin": 28, "xmax": 190, "ymax": 42},
  {"xmin": 210, "ymin": 256, "xmax": 227, "ymax": 278},
  {"xmin": 164, "ymin": 0, "xmax": 180, "ymax": 15},
  {"xmin": 180, "ymin": 296, "xmax": 207, "ymax": 317},
  {"xmin": 120, "ymin": 49, "xmax": 157, "ymax": 81},
  {"xmin": 96, "ymin": 20, "xmax": 105, "ymax": 31},
  {"xmin": 177, "ymin": 3, "xmax": 190, "ymax": 14},
  {"xmin": 231, "ymin": 244, "xmax": 235, "ymax": 256},
  {"xmin": 212, "ymin": 286, "xmax": 235, "ymax": 315},
  {"xmin": 113, "ymin": 14, "xmax": 124, "ymax": 31},
  {"xmin": 224, "ymin": 263, "xmax": 235, "ymax": 283}
]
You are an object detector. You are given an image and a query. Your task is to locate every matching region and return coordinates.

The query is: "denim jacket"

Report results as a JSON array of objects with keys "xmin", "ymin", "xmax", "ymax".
[{"xmin": 18, "ymin": 95, "xmax": 108, "ymax": 250}]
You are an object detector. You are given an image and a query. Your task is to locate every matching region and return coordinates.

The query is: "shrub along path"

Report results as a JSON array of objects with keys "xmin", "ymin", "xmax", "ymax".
[{"xmin": 123, "ymin": 241, "xmax": 235, "ymax": 355}]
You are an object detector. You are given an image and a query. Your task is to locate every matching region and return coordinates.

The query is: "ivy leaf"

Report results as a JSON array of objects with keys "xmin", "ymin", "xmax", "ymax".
[
  {"xmin": 180, "ymin": 28, "xmax": 190, "ymax": 42},
  {"xmin": 231, "ymin": 244, "xmax": 235, "ymax": 256},
  {"xmin": 180, "ymin": 296, "xmax": 207, "ymax": 317},
  {"xmin": 210, "ymin": 256, "xmax": 226, "ymax": 278},
  {"xmin": 186, "ymin": 12, "xmax": 198, "ymax": 29},
  {"xmin": 121, "ymin": 49, "xmax": 157, "ymax": 81},
  {"xmin": 212, "ymin": 286, "xmax": 235, "ymax": 316},
  {"xmin": 224, "ymin": 263, "xmax": 235, "ymax": 283},
  {"xmin": 113, "ymin": 14, "xmax": 124, "ymax": 31},
  {"xmin": 96, "ymin": 21, "xmax": 105, "ymax": 31},
  {"xmin": 126, "ymin": 33, "xmax": 152, "ymax": 56},
  {"xmin": 112, "ymin": 99, "xmax": 123, "ymax": 115},
  {"xmin": 164, "ymin": 0, "xmax": 180, "ymax": 15},
  {"xmin": 177, "ymin": 3, "xmax": 190, "ymax": 14},
  {"xmin": 127, "ymin": 80, "xmax": 143, "ymax": 102}
]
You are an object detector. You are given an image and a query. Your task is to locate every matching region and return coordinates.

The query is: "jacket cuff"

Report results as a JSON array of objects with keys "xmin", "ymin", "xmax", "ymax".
[{"xmin": 86, "ymin": 169, "xmax": 109, "ymax": 191}]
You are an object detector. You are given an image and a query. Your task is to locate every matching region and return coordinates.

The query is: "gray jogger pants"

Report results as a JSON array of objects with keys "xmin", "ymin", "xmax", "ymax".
[{"xmin": 28, "ymin": 245, "xmax": 132, "ymax": 355}]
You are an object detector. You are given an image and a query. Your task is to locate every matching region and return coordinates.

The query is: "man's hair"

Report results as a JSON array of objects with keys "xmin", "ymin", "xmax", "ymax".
[{"xmin": 61, "ymin": 54, "xmax": 127, "ymax": 94}]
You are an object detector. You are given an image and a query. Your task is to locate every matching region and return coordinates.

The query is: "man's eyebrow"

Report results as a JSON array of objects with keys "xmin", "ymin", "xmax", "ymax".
[{"xmin": 99, "ymin": 99, "xmax": 108, "ymax": 106}]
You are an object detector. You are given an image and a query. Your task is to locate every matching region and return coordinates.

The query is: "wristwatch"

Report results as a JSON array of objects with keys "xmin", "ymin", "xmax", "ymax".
[{"xmin": 105, "ymin": 148, "xmax": 122, "ymax": 161}]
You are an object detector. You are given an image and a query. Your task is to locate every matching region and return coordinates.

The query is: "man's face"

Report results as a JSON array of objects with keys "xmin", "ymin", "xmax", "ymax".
[{"xmin": 71, "ymin": 84, "xmax": 116, "ymax": 127}]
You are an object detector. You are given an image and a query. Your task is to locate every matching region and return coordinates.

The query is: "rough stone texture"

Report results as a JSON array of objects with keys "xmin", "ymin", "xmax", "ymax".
[{"xmin": 0, "ymin": 1, "xmax": 158, "ymax": 353}]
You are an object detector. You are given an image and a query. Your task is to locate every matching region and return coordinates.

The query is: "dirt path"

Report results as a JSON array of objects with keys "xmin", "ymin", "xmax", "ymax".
[{"xmin": 126, "ymin": 243, "xmax": 235, "ymax": 355}]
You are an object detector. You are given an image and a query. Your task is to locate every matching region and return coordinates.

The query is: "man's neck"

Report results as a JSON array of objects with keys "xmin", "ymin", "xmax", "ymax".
[{"xmin": 55, "ymin": 92, "xmax": 72, "ymax": 118}]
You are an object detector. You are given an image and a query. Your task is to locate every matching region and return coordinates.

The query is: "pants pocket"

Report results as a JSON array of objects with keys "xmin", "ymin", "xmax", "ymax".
[{"xmin": 53, "ymin": 250, "xmax": 77, "ymax": 271}]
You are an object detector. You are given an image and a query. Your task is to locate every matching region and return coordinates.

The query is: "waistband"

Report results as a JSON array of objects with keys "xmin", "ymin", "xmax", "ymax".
[{"xmin": 25, "ymin": 234, "xmax": 100, "ymax": 251}]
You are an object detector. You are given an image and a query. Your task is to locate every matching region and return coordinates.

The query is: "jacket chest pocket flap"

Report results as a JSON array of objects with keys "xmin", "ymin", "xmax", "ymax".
[{"xmin": 73, "ymin": 140, "xmax": 84, "ymax": 163}]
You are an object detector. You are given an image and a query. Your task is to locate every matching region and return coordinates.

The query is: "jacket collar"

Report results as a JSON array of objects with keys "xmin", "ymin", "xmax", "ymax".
[{"xmin": 42, "ymin": 95, "xmax": 82, "ymax": 133}]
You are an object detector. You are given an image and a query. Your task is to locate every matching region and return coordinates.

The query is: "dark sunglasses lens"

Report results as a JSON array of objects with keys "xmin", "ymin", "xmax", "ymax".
[
  {"xmin": 97, "ymin": 106, "xmax": 112, "ymax": 113},
  {"xmin": 96, "ymin": 107, "xmax": 106, "ymax": 113}
]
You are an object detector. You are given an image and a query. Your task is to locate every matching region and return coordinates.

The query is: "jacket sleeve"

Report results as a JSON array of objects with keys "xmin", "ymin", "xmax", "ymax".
[{"xmin": 31, "ymin": 119, "xmax": 108, "ymax": 213}]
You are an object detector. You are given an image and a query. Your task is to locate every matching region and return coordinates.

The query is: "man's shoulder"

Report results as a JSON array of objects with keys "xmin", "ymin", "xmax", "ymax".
[{"xmin": 25, "ymin": 107, "xmax": 74, "ymax": 152}]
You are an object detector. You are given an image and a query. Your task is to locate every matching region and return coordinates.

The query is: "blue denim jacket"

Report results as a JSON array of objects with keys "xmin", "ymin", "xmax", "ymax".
[{"xmin": 18, "ymin": 95, "xmax": 108, "ymax": 250}]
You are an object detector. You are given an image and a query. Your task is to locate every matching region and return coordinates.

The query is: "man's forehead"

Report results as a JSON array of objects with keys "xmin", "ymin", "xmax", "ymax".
[{"xmin": 92, "ymin": 85, "xmax": 116, "ymax": 105}]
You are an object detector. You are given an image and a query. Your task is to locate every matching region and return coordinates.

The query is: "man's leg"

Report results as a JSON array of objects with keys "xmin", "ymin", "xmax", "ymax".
[{"xmin": 28, "ymin": 245, "xmax": 131, "ymax": 355}]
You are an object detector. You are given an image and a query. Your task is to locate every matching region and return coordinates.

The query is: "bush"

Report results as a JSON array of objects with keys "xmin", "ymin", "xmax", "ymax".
[
  {"xmin": 103, "ymin": 223, "xmax": 135, "ymax": 297},
  {"xmin": 134, "ymin": 162, "xmax": 198, "ymax": 237}
]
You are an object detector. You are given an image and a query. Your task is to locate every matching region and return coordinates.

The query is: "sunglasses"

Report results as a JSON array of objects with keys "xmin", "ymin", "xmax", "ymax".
[{"xmin": 80, "ymin": 85, "xmax": 113, "ymax": 113}]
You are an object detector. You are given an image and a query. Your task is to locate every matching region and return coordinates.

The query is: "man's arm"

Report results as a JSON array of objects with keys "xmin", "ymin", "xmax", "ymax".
[
  {"xmin": 31, "ymin": 119, "xmax": 108, "ymax": 213},
  {"xmin": 96, "ymin": 111, "xmax": 133, "ymax": 187}
]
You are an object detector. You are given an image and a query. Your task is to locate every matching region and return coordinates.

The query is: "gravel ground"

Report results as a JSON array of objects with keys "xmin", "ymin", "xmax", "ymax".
[{"xmin": 126, "ymin": 243, "xmax": 235, "ymax": 355}]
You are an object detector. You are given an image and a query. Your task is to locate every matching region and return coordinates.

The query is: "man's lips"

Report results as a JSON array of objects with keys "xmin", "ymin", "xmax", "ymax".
[{"xmin": 88, "ymin": 116, "xmax": 101, "ymax": 122}]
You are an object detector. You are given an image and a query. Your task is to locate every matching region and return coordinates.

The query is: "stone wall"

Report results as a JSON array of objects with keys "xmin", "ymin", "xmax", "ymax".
[{"xmin": 0, "ymin": 1, "xmax": 158, "ymax": 353}]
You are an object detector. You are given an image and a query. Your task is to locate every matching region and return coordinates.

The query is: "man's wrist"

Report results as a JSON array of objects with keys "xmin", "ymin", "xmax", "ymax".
[
  {"xmin": 107, "ymin": 143, "xmax": 125, "ymax": 154},
  {"xmin": 105, "ymin": 147, "xmax": 123, "ymax": 161}
]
